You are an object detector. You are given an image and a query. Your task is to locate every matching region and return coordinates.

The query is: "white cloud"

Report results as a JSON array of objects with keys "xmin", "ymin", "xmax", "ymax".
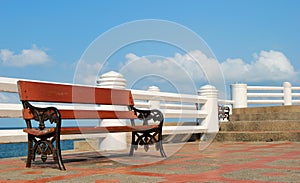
[
  {"xmin": 119, "ymin": 50, "xmax": 223, "ymax": 93},
  {"xmin": 221, "ymin": 50, "xmax": 297, "ymax": 82},
  {"xmin": 73, "ymin": 61, "xmax": 103, "ymax": 85},
  {"xmin": 122, "ymin": 51, "xmax": 204, "ymax": 84},
  {"xmin": 122, "ymin": 50, "xmax": 219, "ymax": 83},
  {"xmin": 72, "ymin": 49, "xmax": 296, "ymax": 94},
  {"xmin": 0, "ymin": 45, "xmax": 50, "ymax": 67}
]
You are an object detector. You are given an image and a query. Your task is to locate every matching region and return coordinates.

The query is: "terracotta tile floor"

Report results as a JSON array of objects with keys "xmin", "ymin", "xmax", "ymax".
[{"xmin": 0, "ymin": 141, "xmax": 299, "ymax": 182}]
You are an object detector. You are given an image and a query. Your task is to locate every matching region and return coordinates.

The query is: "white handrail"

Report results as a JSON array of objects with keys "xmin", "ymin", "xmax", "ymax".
[
  {"xmin": 131, "ymin": 89, "xmax": 207, "ymax": 103},
  {"xmin": 247, "ymin": 93, "xmax": 284, "ymax": 97},
  {"xmin": 0, "ymin": 77, "xmax": 19, "ymax": 92},
  {"xmin": 0, "ymin": 76, "xmax": 219, "ymax": 143},
  {"xmin": 247, "ymin": 100, "xmax": 285, "ymax": 104},
  {"xmin": 247, "ymin": 86, "xmax": 283, "ymax": 91},
  {"xmin": 231, "ymin": 82, "xmax": 300, "ymax": 108}
]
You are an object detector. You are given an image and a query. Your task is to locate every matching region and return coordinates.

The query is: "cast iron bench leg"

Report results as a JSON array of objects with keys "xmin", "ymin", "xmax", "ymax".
[
  {"xmin": 26, "ymin": 135, "xmax": 33, "ymax": 168},
  {"xmin": 55, "ymin": 135, "xmax": 66, "ymax": 170},
  {"xmin": 55, "ymin": 136, "xmax": 66, "ymax": 170},
  {"xmin": 158, "ymin": 133, "xmax": 167, "ymax": 158},
  {"xmin": 129, "ymin": 132, "xmax": 138, "ymax": 156},
  {"xmin": 129, "ymin": 129, "xmax": 167, "ymax": 158}
]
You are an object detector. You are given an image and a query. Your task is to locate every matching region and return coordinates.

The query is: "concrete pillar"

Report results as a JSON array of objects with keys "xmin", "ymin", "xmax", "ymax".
[
  {"xmin": 231, "ymin": 83, "xmax": 247, "ymax": 108},
  {"xmin": 148, "ymin": 86, "xmax": 160, "ymax": 109},
  {"xmin": 198, "ymin": 85, "xmax": 219, "ymax": 133},
  {"xmin": 97, "ymin": 71, "xmax": 127, "ymax": 150},
  {"xmin": 283, "ymin": 82, "xmax": 292, "ymax": 105}
]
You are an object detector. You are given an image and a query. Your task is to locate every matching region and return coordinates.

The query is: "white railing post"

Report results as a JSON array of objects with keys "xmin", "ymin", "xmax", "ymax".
[
  {"xmin": 96, "ymin": 71, "xmax": 126, "ymax": 89},
  {"xmin": 148, "ymin": 86, "xmax": 161, "ymax": 109},
  {"xmin": 231, "ymin": 83, "xmax": 247, "ymax": 108},
  {"xmin": 198, "ymin": 85, "xmax": 219, "ymax": 133},
  {"xmin": 97, "ymin": 71, "xmax": 127, "ymax": 150},
  {"xmin": 283, "ymin": 82, "xmax": 292, "ymax": 105}
]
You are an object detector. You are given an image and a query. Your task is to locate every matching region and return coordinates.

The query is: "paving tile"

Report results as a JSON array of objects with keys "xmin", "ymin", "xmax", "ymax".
[{"xmin": 0, "ymin": 141, "xmax": 299, "ymax": 182}]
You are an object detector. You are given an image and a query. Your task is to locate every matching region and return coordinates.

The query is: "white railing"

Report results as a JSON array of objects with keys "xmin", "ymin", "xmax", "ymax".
[
  {"xmin": 231, "ymin": 82, "xmax": 300, "ymax": 108},
  {"xmin": 0, "ymin": 74, "xmax": 219, "ymax": 144}
]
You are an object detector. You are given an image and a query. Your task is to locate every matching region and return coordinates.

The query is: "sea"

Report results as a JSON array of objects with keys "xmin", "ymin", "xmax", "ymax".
[
  {"xmin": 0, "ymin": 127, "xmax": 74, "ymax": 158},
  {"xmin": 0, "ymin": 140, "xmax": 74, "ymax": 158}
]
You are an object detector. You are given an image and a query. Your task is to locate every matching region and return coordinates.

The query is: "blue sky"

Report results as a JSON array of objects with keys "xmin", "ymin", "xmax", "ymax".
[
  {"xmin": 0, "ymin": 0, "xmax": 299, "ymax": 128},
  {"xmin": 1, "ymin": 0, "xmax": 300, "ymax": 91}
]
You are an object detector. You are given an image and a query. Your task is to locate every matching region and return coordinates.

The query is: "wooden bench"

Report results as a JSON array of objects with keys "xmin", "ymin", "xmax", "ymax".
[{"xmin": 17, "ymin": 80, "xmax": 166, "ymax": 170}]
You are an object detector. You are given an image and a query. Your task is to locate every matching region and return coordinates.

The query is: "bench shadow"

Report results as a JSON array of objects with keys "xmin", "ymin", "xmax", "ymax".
[{"xmin": 20, "ymin": 150, "xmax": 165, "ymax": 169}]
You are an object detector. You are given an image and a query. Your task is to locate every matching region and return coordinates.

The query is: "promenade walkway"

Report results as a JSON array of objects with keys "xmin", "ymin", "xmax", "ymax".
[{"xmin": 0, "ymin": 141, "xmax": 299, "ymax": 182}]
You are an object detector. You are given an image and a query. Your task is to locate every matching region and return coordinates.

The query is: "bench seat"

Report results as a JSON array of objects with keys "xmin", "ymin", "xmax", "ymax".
[
  {"xmin": 23, "ymin": 128, "xmax": 56, "ymax": 137},
  {"xmin": 24, "ymin": 125, "xmax": 160, "ymax": 136},
  {"xmin": 61, "ymin": 125, "xmax": 160, "ymax": 134}
]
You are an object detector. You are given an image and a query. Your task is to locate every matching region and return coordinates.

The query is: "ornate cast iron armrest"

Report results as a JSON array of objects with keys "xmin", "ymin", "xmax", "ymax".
[
  {"xmin": 129, "ymin": 106, "xmax": 166, "ymax": 157},
  {"xmin": 22, "ymin": 101, "xmax": 62, "ymax": 132},
  {"xmin": 131, "ymin": 106, "xmax": 164, "ymax": 127}
]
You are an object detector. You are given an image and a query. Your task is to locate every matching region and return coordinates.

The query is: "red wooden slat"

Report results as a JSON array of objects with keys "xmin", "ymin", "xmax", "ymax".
[
  {"xmin": 60, "ymin": 125, "xmax": 159, "ymax": 134},
  {"xmin": 22, "ymin": 109, "xmax": 33, "ymax": 119},
  {"xmin": 17, "ymin": 81, "xmax": 134, "ymax": 105},
  {"xmin": 59, "ymin": 110, "xmax": 137, "ymax": 119},
  {"xmin": 23, "ymin": 125, "xmax": 159, "ymax": 136},
  {"xmin": 22, "ymin": 109, "xmax": 137, "ymax": 120},
  {"xmin": 23, "ymin": 128, "xmax": 55, "ymax": 136}
]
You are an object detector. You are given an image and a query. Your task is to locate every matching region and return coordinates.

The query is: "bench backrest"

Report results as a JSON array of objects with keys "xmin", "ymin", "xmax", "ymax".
[{"xmin": 17, "ymin": 80, "xmax": 137, "ymax": 120}]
